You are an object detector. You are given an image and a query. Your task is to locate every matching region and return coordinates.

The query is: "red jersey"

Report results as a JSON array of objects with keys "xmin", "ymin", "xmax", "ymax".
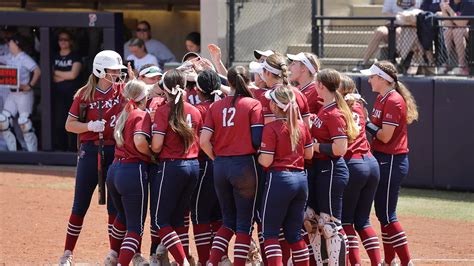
[
  {"xmin": 345, "ymin": 101, "xmax": 371, "ymax": 159},
  {"xmin": 203, "ymin": 96, "xmax": 263, "ymax": 156},
  {"xmin": 185, "ymin": 86, "xmax": 201, "ymax": 106},
  {"xmin": 370, "ymin": 89, "xmax": 408, "ymax": 154},
  {"xmin": 152, "ymin": 102, "xmax": 202, "ymax": 159},
  {"xmin": 147, "ymin": 96, "xmax": 167, "ymax": 120},
  {"xmin": 260, "ymin": 119, "xmax": 313, "ymax": 170},
  {"xmin": 68, "ymin": 84, "xmax": 124, "ymax": 143},
  {"xmin": 311, "ymin": 102, "xmax": 348, "ymax": 160},
  {"xmin": 299, "ymin": 82, "xmax": 323, "ymax": 114},
  {"xmin": 261, "ymin": 84, "xmax": 310, "ymax": 119},
  {"xmin": 114, "ymin": 109, "xmax": 152, "ymax": 162},
  {"xmin": 195, "ymin": 100, "xmax": 213, "ymax": 120}
]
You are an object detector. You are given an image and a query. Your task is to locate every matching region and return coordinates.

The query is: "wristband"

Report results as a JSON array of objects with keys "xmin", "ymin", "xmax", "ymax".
[
  {"xmin": 319, "ymin": 143, "xmax": 334, "ymax": 157},
  {"xmin": 366, "ymin": 121, "xmax": 380, "ymax": 136}
]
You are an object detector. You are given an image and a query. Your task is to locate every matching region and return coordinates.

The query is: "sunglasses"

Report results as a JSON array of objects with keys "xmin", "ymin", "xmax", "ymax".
[{"xmin": 136, "ymin": 28, "xmax": 149, "ymax": 32}]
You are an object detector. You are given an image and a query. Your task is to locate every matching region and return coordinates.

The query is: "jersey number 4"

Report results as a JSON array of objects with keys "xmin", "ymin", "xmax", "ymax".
[{"xmin": 222, "ymin": 107, "xmax": 236, "ymax": 127}]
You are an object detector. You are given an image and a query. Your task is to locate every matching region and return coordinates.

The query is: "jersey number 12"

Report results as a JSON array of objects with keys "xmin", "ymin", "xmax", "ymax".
[{"xmin": 222, "ymin": 107, "xmax": 236, "ymax": 127}]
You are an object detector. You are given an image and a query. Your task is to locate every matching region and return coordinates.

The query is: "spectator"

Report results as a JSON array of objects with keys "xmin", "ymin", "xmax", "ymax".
[
  {"xmin": 439, "ymin": 0, "xmax": 474, "ymax": 75},
  {"xmin": 123, "ymin": 21, "xmax": 176, "ymax": 69},
  {"xmin": 185, "ymin": 31, "xmax": 201, "ymax": 53},
  {"xmin": 127, "ymin": 38, "xmax": 158, "ymax": 73},
  {"xmin": 0, "ymin": 33, "xmax": 41, "ymax": 152},
  {"xmin": 52, "ymin": 30, "xmax": 82, "ymax": 151},
  {"xmin": 353, "ymin": 0, "xmax": 422, "ymax": 71}
]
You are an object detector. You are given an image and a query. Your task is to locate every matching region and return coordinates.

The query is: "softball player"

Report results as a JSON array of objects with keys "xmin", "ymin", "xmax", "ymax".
[
  {"xmin": 259, "ymin": 86, "xmax": 314, "ymax": 266},
  {"xmin": 59, "ymin": 50, "xmax": 128, "ymax": 266},
  {"xmin": 0, "ymin": 34, "xmax": 41, "ymax": 152},
  {"xmin": 361, "ymin": 61, "xmax": 418, "ymax": 266},
  {"xmin": 106, "ymin": 79, "xmax": 151, "ymax": 265},
  {"xmin": 249, "ymin": 53, "xmax": 310, "ymax": 126},
  {"xmin": 287, "ymin": 52, "xmax": 322, "ymax": 114},
  {"xmin": 311, "ymin": 69, "xmax": 359, "ymax": 266},
  {"xmin": 150, "ymin": 69, "xmax": 202, "ymax": 266},
  {"xmin": 338, "ymin": 75, "xmax": 382, "ymax": 266},
  {"xmin": 190, "ymin": 70, "xmax": 224, "ymax": 265},
  {"xmin": 200, "ymin": 65, "xmax": 263, "ymax": 266}
]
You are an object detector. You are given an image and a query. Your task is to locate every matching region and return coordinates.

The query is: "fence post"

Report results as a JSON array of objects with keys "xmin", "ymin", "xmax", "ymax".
[
  {"xmin": 228, "ymin": 0, "xmax": 235, "ymax": 66},
  {"xmin": 469, "ymin": 19, "xmax": 474, "ymax": 76},
  {"xmin": 312, "ymin": 0, "xmax": 318, "ymax": 55},
  {"xmin": 388, "ymin": 18, "xmax": 397, "ymax": 63}
]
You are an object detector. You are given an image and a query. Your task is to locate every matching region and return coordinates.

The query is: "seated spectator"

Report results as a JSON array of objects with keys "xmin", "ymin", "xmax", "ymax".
[
  {"xmin": 127, "ymin": 38, "xmax": 158, "ymax": 73},
  {"xmin": 0, "ymin": 33, "xmax": 41, "ymax": 152},
  {"xmin": 353, "ymin": 0, "xmax": 422, "ymax": 71},
  {"xmin": 52, "ymin": 30, "xmax": 82, "ymax": 151},
  {"xmin": 439, "ymin": 0, "xmax": 474, "ymax": 75},
  {"xmin": 123, "ymin": 21, "xmax": 176, "ymax": 69},
  {"xmin": 185, "ymin": 31, "xmax": 201, "ymax": 53}
]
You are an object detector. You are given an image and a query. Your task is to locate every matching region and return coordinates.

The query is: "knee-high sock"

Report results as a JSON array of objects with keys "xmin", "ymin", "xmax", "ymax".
[
  {"xmin": 159, "ymin": 226, "xmax": 187, "ymax": 265},
  {"xmin": 381, "ymin": 223, "xmax": 396, "ymax": 264},
  {"xmin": 107, "ymin": 214, "xmax": 116, "ymax": 250},
  {"xmin": 209, "ymin": 226, "xmax": 234, "ymax": 265},
  {"xmin": 64, "ymin": 214, "xmax": 84, "ymax": 252},
  {"xmin": 343, "ymin": 224, "xmax": 361, "ymax": 265},
  {"xmin": 110, "ymin": 218, "xmax": 127, "ymax": 254},
  {"xmin": 358, "ymin": 226, "xmax": 382, "ymax": 266},
  {"xmin": 290, "ymin": 239, "xmax": 310, "ymax": 266},
  {"xmin": 234, "ymin": 233, "xmax": 252, "ymax": 266},
  {"xmin": 278, "ymin": 228, "xmax": 291, "ymax": 265},
  {"xmin": 175, "ymin": 226, "xmax": 190, "ymax": 257},
  {"xmin": 264, "ymin": 238, "xmax": 283, "ymax": 266},
  {"xmin": 193, "ymin": 223, "xmax": 213, "ymax": 264},
  {"xmin": 119, "ymin": 232, "xmax": 141, "ymax": 265},
  {"xmin": 385, "ymin": 221, "xmax": 411, "ymax": 265}
]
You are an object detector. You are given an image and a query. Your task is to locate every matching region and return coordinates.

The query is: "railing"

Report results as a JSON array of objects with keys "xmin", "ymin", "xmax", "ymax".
[{"xmin": 312, "ymin": 16, "xmax": 474, "ymax": 75}]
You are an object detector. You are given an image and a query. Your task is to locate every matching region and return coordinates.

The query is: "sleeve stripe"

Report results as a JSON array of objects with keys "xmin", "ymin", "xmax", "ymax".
[
  {"xmin": 134, "ymin": 131, "xmax": 151, "ymax": 138},
  {"xmin": 331, "ymin": 135, "xmax": 348, "ymax": 140},
  {"xmin": 301, "ymin": 113, "xmax": 311, "ymax": 118},
  {"xmin": 152, "ymin": 130, "xmax": 166, "ymax": 136},
  {"xmin": 202, "ymin": 126, "xmax": 214, "ymax": 132},
  {"xmin": 264, "ymin": 114, "xmax": 276, "ymax": 117},
  {"xmin": 382, "ymin": 121, "xmax": 399, "ymax": 126},
  {"xmin": 68, "ymin": 112, "xmax": 79, "ymax": 119},
  {"xmin": 251, "ymin": 124, "xmax": 264, "ymax": 128},
  {"xmin": 259, "ymin": 150, "xmax": 275, "ymax": 155},
  {"xmin": 304, "ymin": 143, "xmax": 314, "ymax": 148}
]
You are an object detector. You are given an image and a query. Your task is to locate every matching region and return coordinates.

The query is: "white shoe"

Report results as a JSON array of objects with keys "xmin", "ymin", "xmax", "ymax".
[
  {"xmin": 104, "ymin": 249, "xmax": 118, "ymax": 266},
  {"xmin": 436, "ymin": 66, "xmax": 447, "ymax": 75},
  {"xmin": 218, "ymin": 257, "xmax": 233, "ymax": 266},
  {"xmin": 59, "ymin": 250, "xmax": 73, "ymax": 266},
  {"xmin": 383, "ymin": 259, "xmax": 399, "ymax": 266},
  {"xmin": 132, "ymin": 253, "xmax": 150, "ymax": 266},
  {"xmin": 448, "ymin": 67, "xmax": 468, "ymax": 75},
  {"xmin": 152, "ymin": 244, "xmax": 171, "ymax": 266}
]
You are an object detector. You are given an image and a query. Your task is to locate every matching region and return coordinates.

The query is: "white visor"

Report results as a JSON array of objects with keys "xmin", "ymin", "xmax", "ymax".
[
  {"xmin": 360, "ymin": 64, "xmax": 394, "ymax": 83},
  {"xmin": 287, "ymin": 52, "xmax": 317, "ymax": 74},
  {"xmin": 139, "ymin": 66, "xmax": 163, "ymax": 78},
  {"xmin": 249, "ymin": 61, "xmax": 264, "ymax": 75},
  {"xmin": 254, "ymin": 49, "xmax": 274, "ymax": 60}
]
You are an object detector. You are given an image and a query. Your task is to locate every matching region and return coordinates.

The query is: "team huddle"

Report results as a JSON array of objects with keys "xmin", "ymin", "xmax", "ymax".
[{"xmin": 58, "ymin": 46, "xmax": 418, "ymax": 266}]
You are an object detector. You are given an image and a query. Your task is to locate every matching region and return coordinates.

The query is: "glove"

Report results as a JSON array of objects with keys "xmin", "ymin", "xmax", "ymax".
[{"xmin": 87, "ymin": 120, "xmax": 106, "ymax": 132}]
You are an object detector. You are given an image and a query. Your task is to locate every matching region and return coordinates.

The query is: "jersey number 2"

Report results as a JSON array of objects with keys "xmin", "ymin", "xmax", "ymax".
[{"xmin": 222, "ymin": 107, "xmax": 236, "ymax": 127}]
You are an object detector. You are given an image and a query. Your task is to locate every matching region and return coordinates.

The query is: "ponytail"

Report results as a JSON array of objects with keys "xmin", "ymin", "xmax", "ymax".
[
  {"xmin": 74, "ymin": 73, "xmax": 98, "ymax": 102},
  {"xmin": 265, "ymin": 53, "xmax": 290, "ymax": 85},
  {"xmin": 335, "ymin": 91, "xmax": 359, "ymax": 142},
  {"xmin": 227, "ymin": 66, "xmax": 254, "ymax": 106},
  {"xmin": 114, "ymin": 80, "xmax": 148, "ymax": 147},
  {"xmin": 375, "ymin": 61, "xmax": 419, "ymax": 125},
  {"xmin": 395, "ymin": 81, "xmax": 418, "ymax": 124},
  {"xmin": 270, "ymin": 87, "xmax": 300, "ymax": 151},
  {"xmin": 163, "ymin": 69, "xmax": 195, "ymax": 153}
]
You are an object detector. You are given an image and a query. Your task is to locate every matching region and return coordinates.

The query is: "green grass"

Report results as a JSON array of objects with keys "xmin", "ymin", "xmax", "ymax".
[{"xmin": 397, "ymin": 188, "xmax": 474, "ymax": 222}]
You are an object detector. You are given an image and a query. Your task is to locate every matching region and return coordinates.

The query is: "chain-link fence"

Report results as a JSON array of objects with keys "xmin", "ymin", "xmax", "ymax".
[
  {"xmin": 229, "ymin": 0, "xmax": 313, "ymax": 64},
  {"xmin": 313, "ymin": 16, "xmax": 474, "ymax": 76}
]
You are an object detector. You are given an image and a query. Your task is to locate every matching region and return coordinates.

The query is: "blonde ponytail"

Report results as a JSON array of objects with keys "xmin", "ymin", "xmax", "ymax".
[
  {"xmin": 395, "ymin": 81, "xmax": 418, "ymax": 124},
  {"xmin": 74, "ymin": 74, "xmax": 98, "ymax": 102},
  {"xmin": 272, "ymin": 87, "xmax": 300, "ymax": 151},
  {"xmin": 335, "ymin": 91, "xmax": 359, "ymax": 142}
]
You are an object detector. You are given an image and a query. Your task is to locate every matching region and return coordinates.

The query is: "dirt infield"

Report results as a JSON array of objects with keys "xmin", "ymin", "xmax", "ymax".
[{"xmin": 0, "ymin": 167, "xmax": 473, "ymax": 265}]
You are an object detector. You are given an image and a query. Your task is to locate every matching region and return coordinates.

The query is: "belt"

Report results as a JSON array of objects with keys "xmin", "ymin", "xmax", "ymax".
[
  {"xmin": 114, "ymin": 158, "xmax": 140, "ymax": 163},
  {"xmin": 82, "ymin": 140, "xmax": 115, "ymax": 146},
  {"xmin": 270, "ymin": 167, "xmax": 302, "ymax": 172},
  {"xmin": 10, "ymin": 88, "xmax": 20, "ymax": 92},
  {"xmin": 344, "ymin": 152, "xmax": 373, "ymax": 160}
]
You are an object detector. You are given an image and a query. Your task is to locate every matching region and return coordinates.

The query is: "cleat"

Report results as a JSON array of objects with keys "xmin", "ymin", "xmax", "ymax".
[
  {"xmin": 59, "ymin": 250, "xmax": 73, "ymax": 266},
  {"xmin": 133, "ymin": 253, "xmax": 150, "ymax": 266},
  {"xmin": 104, "ymin": 249, "xmax": 118, "ymax": 266}
]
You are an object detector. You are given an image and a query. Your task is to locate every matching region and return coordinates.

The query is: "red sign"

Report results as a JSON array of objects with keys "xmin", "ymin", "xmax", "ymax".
[{"xmin": 0, "ymin": 66, "xmax": 19, "ymax": 89}]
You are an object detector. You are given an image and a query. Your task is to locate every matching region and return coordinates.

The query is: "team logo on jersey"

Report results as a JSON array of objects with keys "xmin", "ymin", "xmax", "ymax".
[
  {"xmin": 385, "ymin": 113, "xmax": 393, "ymax": 119},
  {"xmin": 89, "ymin": 95, "xmax": 121, "ymax": 110},
  {"xmin": 372, "ymin": 109, "xmax": 382, "ymax": 119},
  {"xmin": 313, "ymin": 116, "xmax": 323, "ymax": 128}
]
